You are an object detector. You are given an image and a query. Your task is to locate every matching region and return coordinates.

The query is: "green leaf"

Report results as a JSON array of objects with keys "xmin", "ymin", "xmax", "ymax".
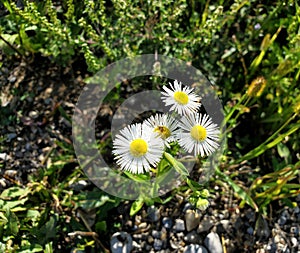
[
  {"xmin": 163, "ymin": 152, "xmax": 189, "ymax": 177},
  {"xmin": 5, "ymin": 209, "xmax": 19, "ymax": 236},
  {"xmin": 18, "ymin": 244, "xmax": 43, "ymax": 253},
  {"xmin": 74, "ymin": 190, "xmax": 116, "ymax": 209},
  {"xmin": 277, "ymin": 142, "xmax": 290, "ymax": 158},
  {"xmin": 0, "ymin": 198, "xmax": 28, "ymax": 211},
  {"xmin": 130, "ymin": 198, "xmax": 144, "ymax": 216},
  {"xmin": 0, "ymin": 34, "xmax": 18, "ymax": 48},
  {"xmin": 0, "ymin": 186, "xmax": 30, "ymax": 198},
  {"xmin": 0, "ymin": 242, "xmax": 5, "ymax": 252},
  {"xmin": 44, "ymin": 242, "xmax": 53, "ymax": 253},
  {"xmin": 95, "ymin": 221, "xmax": 107, "ymax": 232},
  {"xmin": 123, "ymin": 171, "xmax": 150, "ymax": 182},
  {"xmin": 32, "ymin": 215, "xmax": 58, "ymax": 244}
]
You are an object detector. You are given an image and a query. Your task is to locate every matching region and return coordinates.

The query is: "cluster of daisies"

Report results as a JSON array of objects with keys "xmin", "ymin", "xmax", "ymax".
[{"xmin": 112, "ymin": 80, "xmax": 220, "ymax": 174}]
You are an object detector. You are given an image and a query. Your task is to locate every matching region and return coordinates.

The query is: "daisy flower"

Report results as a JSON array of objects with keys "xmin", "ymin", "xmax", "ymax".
[
  {"xmin": 161, "ymin": 80, "xmax": 201, "ymax": 115},
  {"xmin": 177, "ymin": 113, "xmax": 220, "ymax": 157},
  {"xmin": 112, "ymin": 123, "xmax": 164, "ymax": 174},
  {"xmin": 143, "ymin": 113, "xmax": 179, "ymax": 147}
]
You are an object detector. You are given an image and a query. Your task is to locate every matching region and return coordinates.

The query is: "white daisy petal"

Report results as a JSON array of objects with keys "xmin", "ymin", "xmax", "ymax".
[
  {"xmin": 177, "ymin": 113, "xmax": 220, "ymax": 157},
  {"xmin": 161, "ymin": 80, "xmax": 201, "ymax": 115},
  {"xmin": 112, "ymin": 123, "xmax": 164, "ymax": 174}
]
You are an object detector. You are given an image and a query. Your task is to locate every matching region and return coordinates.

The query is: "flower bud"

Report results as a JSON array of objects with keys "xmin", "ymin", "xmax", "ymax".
[{"xmin": 247, "ymin": 76, "xmax": 267, "ymax": 97}]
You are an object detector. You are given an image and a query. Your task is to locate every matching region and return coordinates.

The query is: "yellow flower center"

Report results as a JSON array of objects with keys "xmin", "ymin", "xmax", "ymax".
[
  {"xmin": 154, "ymin": 126, "xmax": 171, "ymax": 139},
  {"xmin": 174, "ymin": 91, "xmax": 189, "ymax": 105},
  {"xmin": 130, "ymin": 139, "xmax": 148, "ymax": 157},
  {"xmin": 190, "ymin": 125, "xmax": 207, "ymax": 141}
]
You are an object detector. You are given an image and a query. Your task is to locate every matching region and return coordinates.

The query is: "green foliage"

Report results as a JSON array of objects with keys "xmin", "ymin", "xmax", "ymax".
[
  {"xmin": 0, "ymin": 144, "xmax": 119, "ymax": 252},
  {"xmin": 0, "ymin": 0, "xmax": 227, "ymax": 72}
]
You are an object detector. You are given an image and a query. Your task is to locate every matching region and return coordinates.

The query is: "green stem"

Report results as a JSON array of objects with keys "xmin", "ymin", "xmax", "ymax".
[
  {"xmin": 224, "ymin": 93, "xmax": 248, "ymax": 125},
  {"xmin": 231, "ymin": 96, "xmax": 251, "ymax": 125},
  {"xmin": 263, "ymin": 114, "xmax": 296, "ymax": 144}
]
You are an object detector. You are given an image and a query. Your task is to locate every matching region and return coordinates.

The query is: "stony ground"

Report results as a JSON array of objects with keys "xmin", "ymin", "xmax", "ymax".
[{"xmin": 0, "ymin": 55, "xmax": 299, "ymax": 253}]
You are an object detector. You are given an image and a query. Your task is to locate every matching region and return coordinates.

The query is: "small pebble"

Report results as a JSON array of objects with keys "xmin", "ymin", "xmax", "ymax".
[
  {"xmin": 152, "ymin": 230, "xmax": 161, "ymax": 239},
  {"xmin": 4, "ymin": 169, "xmax": 18, "ymax": 177},
  {"xmin": 0, "ymin": 178, "xmax": 7, "ymax": 188},
  {"xmin": 8, "ymin": 75, "xmax": 16, "ymax": 83},
  {"xmin": 183, "ymin": 244, "xmax": 208, "ymax": 253},
  {"xmin": 217, "ymin": 220, "xmax": 230, "ymax": 233},
  {"xmin": 290, "ymin": 226, "xmax": 299, "ymax": 235},
  {"xmin": 204, "ymin": 232, "xmax": 223, "ymax": 253},
  {"xmin": 185, "ymin": 209, "xmax": 201, "ymax": 232},
  {"xmin": 293, "ymin": 206, "xmax": 299, "ymax": 214},
  {"xmin": 184, "ymin": 231, "xmax": 201, "ymax": 244},
  {"xmin": 234, "ymin": 217, "xmax": 243, "ymax": 230},
  {"xmin": 197, "ymin": 216, "xmax": 214, "ymax": 233},
  {"xmin": 266, "ymin": 241, "xmax": 276, "ymax": 252},
  {"xmin": 274, "ymin": 234, "xmax": 281, "ymax": 244},
  {"xmin": 148, "ymin": 205, "xmax": 160, "ymax": 222},
  {"xmin": 170, "ymin": 237, "xmax": 181, "ymax": 250},
  {"xmin": 138, "ymin": 222, "xmax": 147, "ymax": 229},
  {"xmin": 29, "ymin": 110, "xmax": 39, "ymax": 119},
  {"xmin": 174, "ymin": 219, "xmax": 185, "ymax": 232},
  {"xmin": 183, "ymin": 202, "xmax": 193, "ymax": 212},
  {"xmin": 153, "ymin": 239, "xmax": 163, "ymax": 251},
  {"xmin": 110, "ymin": 232, "xmax": 133, "ymax": 253},
  {"xmin": 291, "ymin": 237, "xmax": 298, "ymax": 247},
  {"xmin": 7, "ymin": 133, "xmax": 17, "ymax": 140},
  {"xmin": 162, "ymin": 217, "xmax": 172, "ymax": 229},
  {"xmin": 69, "ymin": 180, "xmax": 88, "ymax": 191},
  {"xmin": 278, "ymin": 215, "xmax": 287, "ymax": 226},
  {"xmin": 247, "ymin": 227, "xmax": 254, "ymax": 235},
  {"xmin": 147, "ymin": 236, "xmax": 154, "ymax": 244},
  {"xmin": 0, "ymin": 153, "xmax": 11, "ymax": 160}
]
